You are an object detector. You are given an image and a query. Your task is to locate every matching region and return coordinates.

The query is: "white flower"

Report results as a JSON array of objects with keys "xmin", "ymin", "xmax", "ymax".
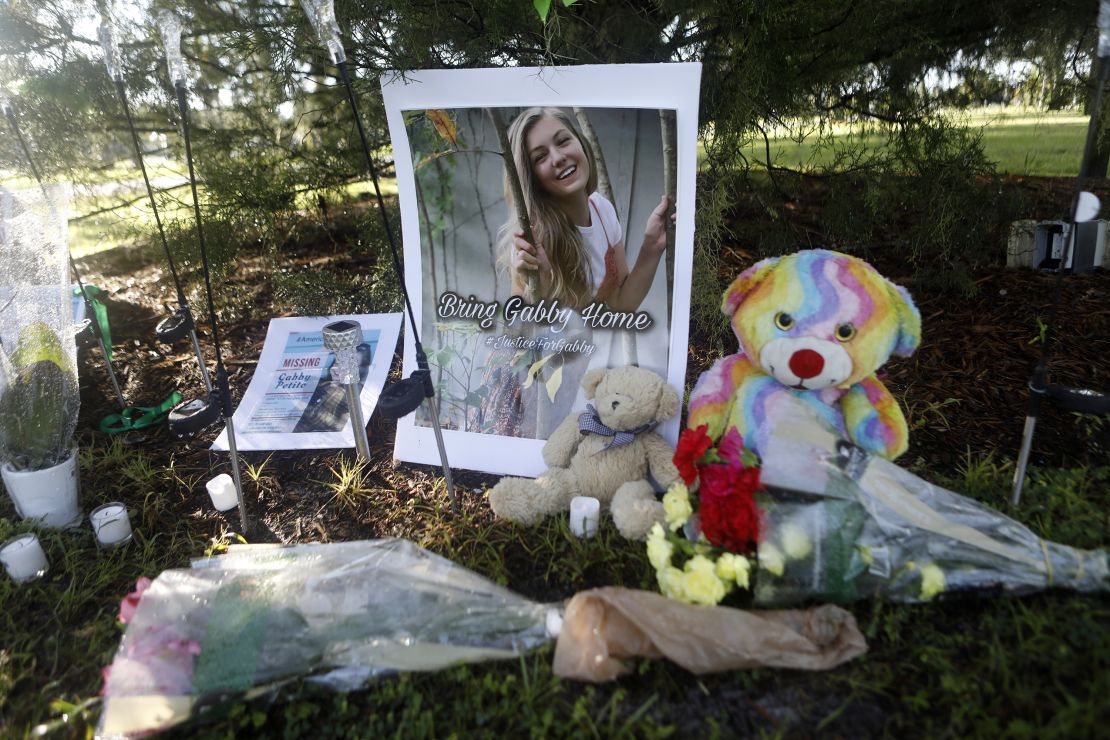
[
  {"xmin": 758, "ymin": 542, "xmax": 785, "ymax": 577},
  {"xmin": 780, "ymin": 523, "xmax": 813, "ymax": 560},
  {"xmin": 919, "ymin": 562, "xmax": 946, "ymax": 601},
  {"xmin": 662, "ymin": 483, "xmax": 693, "ymax": 532},
  {"xmin": 683, "ymin": 555, "xmax": 727, "ymax": 605},
  {"xmin": 646, "ymin": 523, "xmax": 673, "ymax": 571},
  {"xmin": 715, "ymin": 552, "xmax": 752, "ymax": 590}
]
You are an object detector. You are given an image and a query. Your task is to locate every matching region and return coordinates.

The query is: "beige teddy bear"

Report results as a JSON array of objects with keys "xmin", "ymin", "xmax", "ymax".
[{"xmin": 487, "ymin": 365, "xmax": 680, "ymax": 540}]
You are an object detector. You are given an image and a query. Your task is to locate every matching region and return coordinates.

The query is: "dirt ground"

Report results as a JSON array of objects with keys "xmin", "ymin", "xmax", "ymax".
[{"xmin": 71, "ymin": 174, "xmax": 1110, "ymax": 555}]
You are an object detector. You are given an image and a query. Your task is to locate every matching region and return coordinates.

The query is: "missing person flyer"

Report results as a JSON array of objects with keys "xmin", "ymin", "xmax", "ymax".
[{"xmin": 211, "ymin": 314, "xmax": 402, "ymax": 451}]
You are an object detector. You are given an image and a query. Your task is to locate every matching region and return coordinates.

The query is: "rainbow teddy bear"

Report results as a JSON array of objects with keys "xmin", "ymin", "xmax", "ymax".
[{"xmin": 688, "ymin": 249, "xmax": 921, "ymax": 460}]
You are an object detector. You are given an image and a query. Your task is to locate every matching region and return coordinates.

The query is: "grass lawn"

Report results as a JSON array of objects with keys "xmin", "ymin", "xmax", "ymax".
[
  {"xmin": 743, "ymin": 108, "xmax": 1088, "ymax": 177},
  {"xmin": 1, "ymin": 445, "xmax": 1106, "ymax": 737}
]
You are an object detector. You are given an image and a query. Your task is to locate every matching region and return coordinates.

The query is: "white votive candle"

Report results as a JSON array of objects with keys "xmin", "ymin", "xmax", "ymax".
[
  {"xmin": 206, "ymin": 474, "xmax": 239, "ymax": 511},
  {"xmin": 569, "ymin": 496, "xmax": 600, "ymax": 538},
  {"xmin": 90, "ymin": 503, "xmax": 132, "ymax": 547},
  {"xmin": 0, "ymin": 533, "xmax": 49, "ymax": 583}
]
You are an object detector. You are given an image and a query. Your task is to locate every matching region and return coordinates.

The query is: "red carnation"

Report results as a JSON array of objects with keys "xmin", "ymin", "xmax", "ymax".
[
  {"xmin": 674, "ymin": 425, "xmax": 713, "ymax": 484},
  {"xmin": 698, "ymin": 462, "xmax": 762, "ymax": 554}
]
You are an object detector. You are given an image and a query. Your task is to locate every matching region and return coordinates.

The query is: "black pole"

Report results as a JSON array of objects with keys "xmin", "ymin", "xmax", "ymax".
[
  {"xmin": 173, "ymin": 80, "xmax": 248, "ymax": 530},
  {"xmin": 175, "ymin": 83, "xmax": 225, "ymax": 370},
  {"xmin": 115, "ymin": 77, "xmax": 212, "ymax": 393},
  {"xmin": 116, "ymin": 79, "xmax": 187, "ymax": 306},
  {"xmin": 333, "ymin": 60, "xmax": 456, "ymax": 510},
  {"xmin": 336, "ymin": 61, "xmax": 421, "ymax": 347}
]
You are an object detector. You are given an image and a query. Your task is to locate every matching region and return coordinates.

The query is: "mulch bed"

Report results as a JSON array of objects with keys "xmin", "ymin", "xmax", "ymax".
[{"xmin": 72, "ymin": 174, "xmax": 1110, "ymax": 544}]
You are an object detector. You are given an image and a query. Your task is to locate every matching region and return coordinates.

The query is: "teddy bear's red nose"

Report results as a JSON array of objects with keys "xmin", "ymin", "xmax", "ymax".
[{"xmin": 789, "ymin": 348, "xmax": 825, "ymax": 379}]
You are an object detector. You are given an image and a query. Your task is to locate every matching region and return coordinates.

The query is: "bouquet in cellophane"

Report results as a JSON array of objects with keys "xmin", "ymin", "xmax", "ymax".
[{"xmin": 651, "ymin": 409, "xmax": 1108, "ymax": 608}]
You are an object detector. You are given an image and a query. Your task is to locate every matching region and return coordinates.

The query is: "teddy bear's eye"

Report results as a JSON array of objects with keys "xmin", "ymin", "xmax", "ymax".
[
  {"xmin": 835, "ymin": 323, "xmax": 857, "ymax": 342},
  {"xmin": 774, "ymin": 312, "xmax": 795, "ymax": 331}
]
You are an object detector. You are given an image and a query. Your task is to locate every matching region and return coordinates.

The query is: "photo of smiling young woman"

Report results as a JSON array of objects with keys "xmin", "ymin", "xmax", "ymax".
[
  {"xmin": 494, "ymin": 107, "xmax": 673, "ymax": 435},
  {"xmin": 501, "ymin": 107, "xmax": 671, "ymax": 314},
  {"xmin": 401, "ymin": 105, "xmax": 675, "ymax": 441},
  {"xmin": 383, "ymin": 64, "xmax": 701, "ymax": 476}
]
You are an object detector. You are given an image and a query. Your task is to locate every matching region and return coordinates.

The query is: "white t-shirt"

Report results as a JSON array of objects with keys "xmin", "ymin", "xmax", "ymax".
[{"xmin": 577, "ymin": 192, "xmax": 622, "ymax": 292}]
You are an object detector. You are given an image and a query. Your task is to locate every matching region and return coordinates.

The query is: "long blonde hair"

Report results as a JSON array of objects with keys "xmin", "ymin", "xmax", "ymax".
[{"xmin": 498, "ymin": 107, "xmax": 599, "ymax": 309}]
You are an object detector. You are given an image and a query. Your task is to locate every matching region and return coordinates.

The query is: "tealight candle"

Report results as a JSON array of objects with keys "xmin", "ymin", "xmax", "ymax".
[
  {"xmin": 569, "ymin": 496, "xmax": 600, "ymax": 538},
  {"xmin": 90, "ymin": 503, "xmax": 133, "ymax": 547},
  {"xmin": 0, "ymin": 533, "xmax": 49, "ymax": 583},
  {"xmin": 206, "ymin": 474, "xmax": 239, "ymax": 512}
]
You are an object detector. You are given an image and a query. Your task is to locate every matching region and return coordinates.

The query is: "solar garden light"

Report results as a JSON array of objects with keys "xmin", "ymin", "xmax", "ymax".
[
  {"xmin": 322, "ymin": 320, "xmax": 372, "ymax": 461},
  {"xmin": 301, "ymin": 0, "xmax": 456, "ymax": 510},
  {"xmin": 0, "ymin": 92, "xmax": 127, "ymax": 411},
  {"xmin": 98, "ymin": 14, "xmax": 212, "ymax": 395},
  {"xmin": 157, "ymin": 11, "xmax": 248, "ymax": 531}
]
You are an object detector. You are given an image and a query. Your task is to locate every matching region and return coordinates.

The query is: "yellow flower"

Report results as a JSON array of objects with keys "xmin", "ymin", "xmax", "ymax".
[
  {"xmin": 683, "ymin": 555, "xmax": 727, "ymax": 605},
  {"xmin": 715, "ymin": 552, "xmax": 752, "ymax": 590},
  {"xmin": 646, "ymin": 524, "xmax": 673, "ymax": 571},
  {"xmin": 662, "ymin": 483, "xmax": 693, "ymax": 532},
  {"xmin": 780, "ymin": 523, "xmax": 813, "ymax": 560},
  {"xmin": 857, "ymin": 545, "xmax": 874, "ymax": 565},
  {"xmin": 657, "ymin": 566, "xmax": 686, "ymax": 602},
  {"xmin": 919, "ymin": 562, "xmax": 946, "ymax": 601},
  {"xmin": 758, "ymin": 542, "xmax": 785, "ymax": 577}
]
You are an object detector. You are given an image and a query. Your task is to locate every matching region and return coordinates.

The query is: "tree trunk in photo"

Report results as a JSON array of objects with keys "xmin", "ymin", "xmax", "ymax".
[
  {"xmin": 574, "ymin": 107, "xmax": 638, "ymax": 366},
  {"xmin": 413, "ymin": 173, "xmax": 447, "ymax": 395},
  {"xmin": 470, "ymin": 110, "xmax": 501, "ymax": 299},
  {"xmin": 487, "ymin": 107, "xmax": 539, "ymax": 299},
  {"xmin": 486, "ymin": 107, "xmax": 544, "ymax": 436},
  {"xmin": 573, "ymin": 107, "xmax": 615, "ymax": 203},
  {"xmin": 414, "ymin": 175, "xmax": 440, "ymax": 312},
  {"xmin": 660, "ymin": 109, "xmax": 677, "ymax": 308}
]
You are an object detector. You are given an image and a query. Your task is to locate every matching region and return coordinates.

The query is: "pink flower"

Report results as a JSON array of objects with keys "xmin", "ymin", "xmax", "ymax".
[
  {"xmin": 716, "ymin": 427, "xmax": 746, "ymax": 466},
  {"xmin": 119, "ymin": 577, "xmax": 153, "ymax": 624},
  {"xmin": 103, "ymin": 625, "xmax": 202, "ymax": 697}
]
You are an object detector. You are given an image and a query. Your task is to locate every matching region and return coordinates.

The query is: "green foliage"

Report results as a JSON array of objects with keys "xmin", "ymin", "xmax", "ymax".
[
  {"xmin": 816, "ymin": 116, "xmax": 1022, "ymax": 292},
  {"xmin": 533, "ymin": 0, "xmax": 579, "ymax": 25},
  {"xmin": 317, "ymin": 455, "xmax": 381, "ymax": 513},
  {"xmin": 0, "ymin": 346, "xmax": 78, "ymax": 471},
  {"xmin": 688, "ymin": 170, "xmax": 738, "ymax": 354},
  {"xmin": 273, "ymin": 266, "xmax": 382, "ymax": 316}
]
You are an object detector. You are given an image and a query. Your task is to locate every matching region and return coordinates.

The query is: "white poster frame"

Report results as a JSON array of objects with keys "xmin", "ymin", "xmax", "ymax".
[{"xmin": 382, "ymin": 63, "xmax": 702, "ymax": 476}]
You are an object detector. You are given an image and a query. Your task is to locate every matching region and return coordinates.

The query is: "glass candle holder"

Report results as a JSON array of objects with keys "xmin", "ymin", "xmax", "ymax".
[
  {"xmin": 90, "ymin": 502, "xmax": 133, "ymax": 547},
  {"xmin": 0, "ymin": 533, "xmax": 49, "ymax": 583}
]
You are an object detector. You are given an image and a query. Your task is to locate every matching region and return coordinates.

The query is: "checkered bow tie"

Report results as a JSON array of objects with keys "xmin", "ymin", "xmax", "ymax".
[{"xmin": 578, "ymin": 404, "xmax": 657, "ymax": 450}]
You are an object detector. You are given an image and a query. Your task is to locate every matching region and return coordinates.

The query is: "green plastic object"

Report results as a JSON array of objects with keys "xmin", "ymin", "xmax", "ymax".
[{"xmin": 99, "ymin": 392, "xmax": 184, "ymax": 434}]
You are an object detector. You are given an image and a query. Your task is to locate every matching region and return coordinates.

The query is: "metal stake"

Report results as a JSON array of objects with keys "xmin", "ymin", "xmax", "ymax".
[
  {"xmin": 334, "ymin": 59, "xmax": 456, "ymax": 510},
  {"xmin": 173, "ymin": 77, "xmax": 247, "ymax": 531},
  {"xmin": 112, "ymin": 75, "xmax": 212, "ymax": 394}
]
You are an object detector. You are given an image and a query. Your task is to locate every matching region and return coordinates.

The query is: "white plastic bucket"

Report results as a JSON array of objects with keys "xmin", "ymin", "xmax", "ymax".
[{"xmin": 1, "ymin": 449, "xmax": 81, "ymax": 529}]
